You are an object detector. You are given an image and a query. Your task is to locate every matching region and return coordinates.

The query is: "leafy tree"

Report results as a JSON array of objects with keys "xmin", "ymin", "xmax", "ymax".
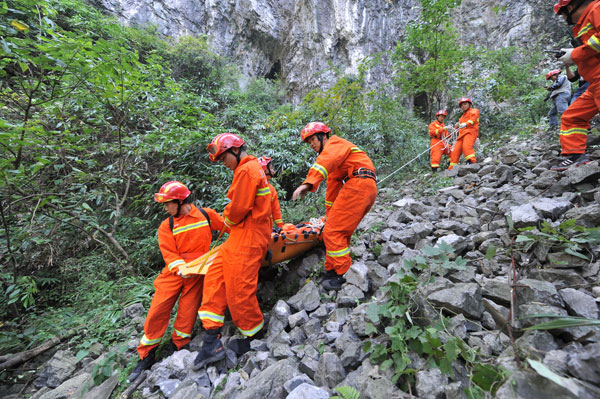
[{"xmin": 392, "ymin": 0, "xmax": 465, "ymax": 117}]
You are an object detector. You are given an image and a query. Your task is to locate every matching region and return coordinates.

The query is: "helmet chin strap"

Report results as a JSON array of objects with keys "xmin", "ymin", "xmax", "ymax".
[
  {"xmin": 317, "ymin": 134, "xmax": 325, "ymax": 154},
  {"xmin": 175, "ymin": 200, "xmax": 182, "ymax": 218},
  {"xmin": 564, "ymin": 0, "xmax": 587, "ymax": 25}
]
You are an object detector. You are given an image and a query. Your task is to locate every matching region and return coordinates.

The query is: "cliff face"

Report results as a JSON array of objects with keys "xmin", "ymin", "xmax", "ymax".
[{"xmin": 94, "ymin": 0, "xmax": 564, "ymax": 103}]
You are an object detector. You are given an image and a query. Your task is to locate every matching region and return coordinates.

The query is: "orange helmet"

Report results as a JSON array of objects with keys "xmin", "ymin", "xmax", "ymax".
[
  {"xmin": 207, "ymin": 133, "xmax": 245, "ymax": 162},
  {"xmin": 154, "ymin": 181, "xmax": 191, "ymax": 203},
  {"xmin": 301, "ymin": 122, "xmax": 331, "ymax": 142},
  {"xmin": 546, "ymin": 69, "xmax": 561, "ymax": 80},
  {"xmin": 258, "ymin": 156, "xmax": 272, "ymax": 172},
  {"xmin": 436, "ymin": 110, "xmax": 448, "ymax": 117},
  {"xmin": 553, "ymin": 0, "xmax": 571, "ymax": 14},
  {"xmin": 458, "ymin": 97, "xmax": 472, "ymax": 106}
]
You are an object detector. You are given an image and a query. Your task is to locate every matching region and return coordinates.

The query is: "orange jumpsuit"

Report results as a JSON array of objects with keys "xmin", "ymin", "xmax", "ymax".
[
  {"xmin": 449, "ymin": 107, "xmax": 479, "ymax": 169},
  {"xmin": 198, "ymin": 156, "xmax": 272, "ymax": 337},
  {"xmin": 560, "ymin": 1, "xmax": 600, "ymax": 155},
  {"xmin": 303, "ymin": 135, "xmax": 377, "ymax": 275},
  {"xmin": 428, "ymin": 120, "xmax": 449, "ymax": 169},
  {"xmin": 268, "ymin": 182, "xmax": 284, "ymax": 228},
  {"xmin": 137, "ymin": 205, "xmax": 224, "ymax": 359}
]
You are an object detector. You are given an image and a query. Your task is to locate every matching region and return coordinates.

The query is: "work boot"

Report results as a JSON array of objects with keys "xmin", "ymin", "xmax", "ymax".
[
  {"xmin": 321, "ymin": 269, "xmax": 345, "ymax": 291},
  {"xmin": 431, "ymin": 167, "xmax": 438, "ymax": 172},
  {"xmin": 162, "ymin": 340, "xmax": 189, "ymax": 358},
  {"xmin": 551, "ymin": 153, "xmax": 590, "ymax": 171},
  {"xmin": 127, "ymin": 348, "xmax": 156, "ymax": 383},
  {"xmin": 227, "ymin": 328, "xmax": 265, "ymax": 356},
  {"xmin": 192, "ymin": 329, "xmax": 225, "ymax": 370}
]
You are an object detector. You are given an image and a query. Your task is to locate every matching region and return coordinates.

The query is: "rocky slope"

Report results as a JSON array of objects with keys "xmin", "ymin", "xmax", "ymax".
[
  {"xmin": 91, "ymin": 0, "xmax": 562, "ymax": 103},
  {"xmin": 11, "ymin": 130, "xmax": 600, "ymax": 399}
]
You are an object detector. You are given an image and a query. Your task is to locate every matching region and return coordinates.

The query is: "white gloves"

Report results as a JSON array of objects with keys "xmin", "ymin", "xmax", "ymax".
[
  {"xmin": 559, "ymin": 48, "xmax": 574, "ymax": 66},
  {"xmin": 459, "ymin": 123, "xmax": 467, "ymax": 128}
]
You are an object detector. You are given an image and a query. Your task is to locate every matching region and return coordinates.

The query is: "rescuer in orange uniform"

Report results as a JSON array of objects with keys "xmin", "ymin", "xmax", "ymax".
[
  {"xmin": 193, "ymin": 133, "xmax": 272, "ymax": 369},
  {"xmin": 128, "ymin": 181, "xmax": 225, "ymax": 382},
  {"xmin": 292, "ymin": 122, "xmax": 377, "ymax": 291},
  {"xmin": 429, "ymin": 110, "xmax": 450, "ymax": 172},
  {"xmin": 258, "ymin": 155, "xmax": 284, "ymax": 229},
  {"xmin": 449, "ymin": 98, "xmax": 479, "ymax": 170},
  {"xmin": 551, "ymin": 0, "xmax": 598, "ymax": 171}
]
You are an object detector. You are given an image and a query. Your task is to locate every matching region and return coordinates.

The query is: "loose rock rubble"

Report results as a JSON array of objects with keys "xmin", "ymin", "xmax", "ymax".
[{"xmin": 10, "ymin": 134, "xmax": 600, "ymax": 399}]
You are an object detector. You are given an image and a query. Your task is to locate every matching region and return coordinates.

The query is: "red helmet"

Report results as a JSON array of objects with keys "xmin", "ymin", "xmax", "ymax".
[
  {"xmin": 257, "ymin": 156, "xmax": 272, "ymax": 172},
  {"xmin": 301, "ymin": 122, "xmax": 331, "ymax": 142},
  {"xmin": 546, "ymin": 69, "xmax": 561, "ymax": 80},
  {"xmin": 154, "ymin": 181, "xmax": 191, "ymax": 203},
  {"xmin": 553, "ymin": 0, "xmax": 571, "ymax": 14},
  {"xmin": 207, "ymin": 133, "xmax": 245, "ymax": 162},
  {"xmin": 436, "ymin": 110, "xmax": 448, "ymax": 117},
  {"xmin": 458, "ymin": 97, "xmax": 472, "ymax": 106}
]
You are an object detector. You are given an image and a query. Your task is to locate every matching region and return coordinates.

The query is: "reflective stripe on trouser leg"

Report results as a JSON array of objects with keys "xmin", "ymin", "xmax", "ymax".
[
  {"xmin": 198, "ymin": 255, "xmax": 228, "ymax": 330},
  {"xmin": 560, "ymin": 82, "xmax": 599, "ymax": 155},
  {"xmin": 430, "ymin": 139, "xmax": 444, "ymax": 168},
  {"xmin": 137, "ymin": 271, "xmax": 183, "ymax": 359},
  {"xmin": 449, "ymin": 138, "xmax": 463, "ymax": 168},
  {"xmin": 323, "ymin": 178, "xmax": 377, "ymax": 275},
  {"xmin": 462, "ymin": 133, "xmax": 477, "ymax": 163},
  {"xmin": 170, "ymin": 274, "xmax": 204, "ymax": 348}
]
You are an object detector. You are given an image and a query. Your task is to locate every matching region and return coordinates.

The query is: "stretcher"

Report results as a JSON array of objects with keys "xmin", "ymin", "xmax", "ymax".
[{"xmin": 179, "ymin": 217, "xmax": 324, "ymax": 276}]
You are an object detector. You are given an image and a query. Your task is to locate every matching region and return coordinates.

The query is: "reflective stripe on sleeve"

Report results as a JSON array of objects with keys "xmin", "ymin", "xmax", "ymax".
[
  {"xmin": 588, "ymin": 35, "xmax": 600, "ymax": 53},
  {"xmin": 256, "ymin": 187, "xmax": 271, "ymax": 197},
  {"xmin": 578, "ymin": 23, "xmax": 593, "ymax": 37},
  {"xmin": 310, "ymin": 163, "xmax": 328, "ymax": 179},
  {"xmin": 350, "ymin": 147, "xmax": 364, "ymax": 153},
  {"xmin": 325, "ymin": 200, "xmax": 333, "ymax": 207},
  {"xmin": 224, "ymin": 216, "xmax": 237, "ymax": 227},
  {"xmin": 168, "ymin": 259, "xmax": 185, "ymax": 271}
]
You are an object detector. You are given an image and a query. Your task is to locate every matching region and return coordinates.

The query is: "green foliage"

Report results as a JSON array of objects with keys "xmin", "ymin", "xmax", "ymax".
[
  {"xmin": 523, "ymin": 314, "xmax": 600, "ymax": 331},
  {"xmin": 331, "ymin": 385, "xmax": 361, "ymax": 399},
  {"xmin": 364, "ymin": 244, "xmax": 505, "ymax": 394},
  {"xmin": 515, "ymin": 219, "xmax": 600, "ymax": 262},
  {"xmin": 165, "ymin": 35, "xmax": 234, "ymax": 94},
  {"xmin": 392, "ymin": 0, "xmax": 465, "ymax": 116}
]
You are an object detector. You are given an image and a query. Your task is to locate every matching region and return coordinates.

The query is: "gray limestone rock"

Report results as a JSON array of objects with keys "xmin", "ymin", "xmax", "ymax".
[
  {"xmin": 416, "ymin": 368, "xmax": 447, "ymax": 399},
  {"xmin": 345, "ymin": 261, "xmax": 370, "ymax": 292},
  {"xmin": 515, "ymin": 279, "xmax": 564, "ymax": 308},
  {"xmin": 509, "ymin": 203, "xmax": 541, "ymax": 228},
  {"xmin": 287, "ymin": 281, "xmax": 321, "ymax": 312},
  {"xmin": 567, "ymin": 343, "xmax": 600, "ymax": 385},
  {"xmin": 269, "ymin": 300, "xmax": 291, "ymax": 336},
  {"xmin": 338, "ymin": 359, "xmax": 407, "ymax": 399},
  {"xmin": 236, "ymin": 359, "xmax": 300, "ymax": 399},
  {"xmin": 531, "ymin": 197, "xmax": 573, "ymax": 220},
  {"xmin": 286, "ymin": 383, "xmax": 329, "ymax": 399},
  {"xmin": 559, "ymin": 288, "xmax": 599, "ymax": 319},
  {"xmin": 427, "ymin": 282, "xmax": 484, "ymax": 319},
  {"xmin": 288, "ymin": 310, "xmax": 309, "ymax": 329},
  {"xmin": 314, "ymin": 352, "xmax": 346, "ymax": 388},
  {"xmin": 34, "ymin": 350, "xmax": 79, "ymax": 389}
]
